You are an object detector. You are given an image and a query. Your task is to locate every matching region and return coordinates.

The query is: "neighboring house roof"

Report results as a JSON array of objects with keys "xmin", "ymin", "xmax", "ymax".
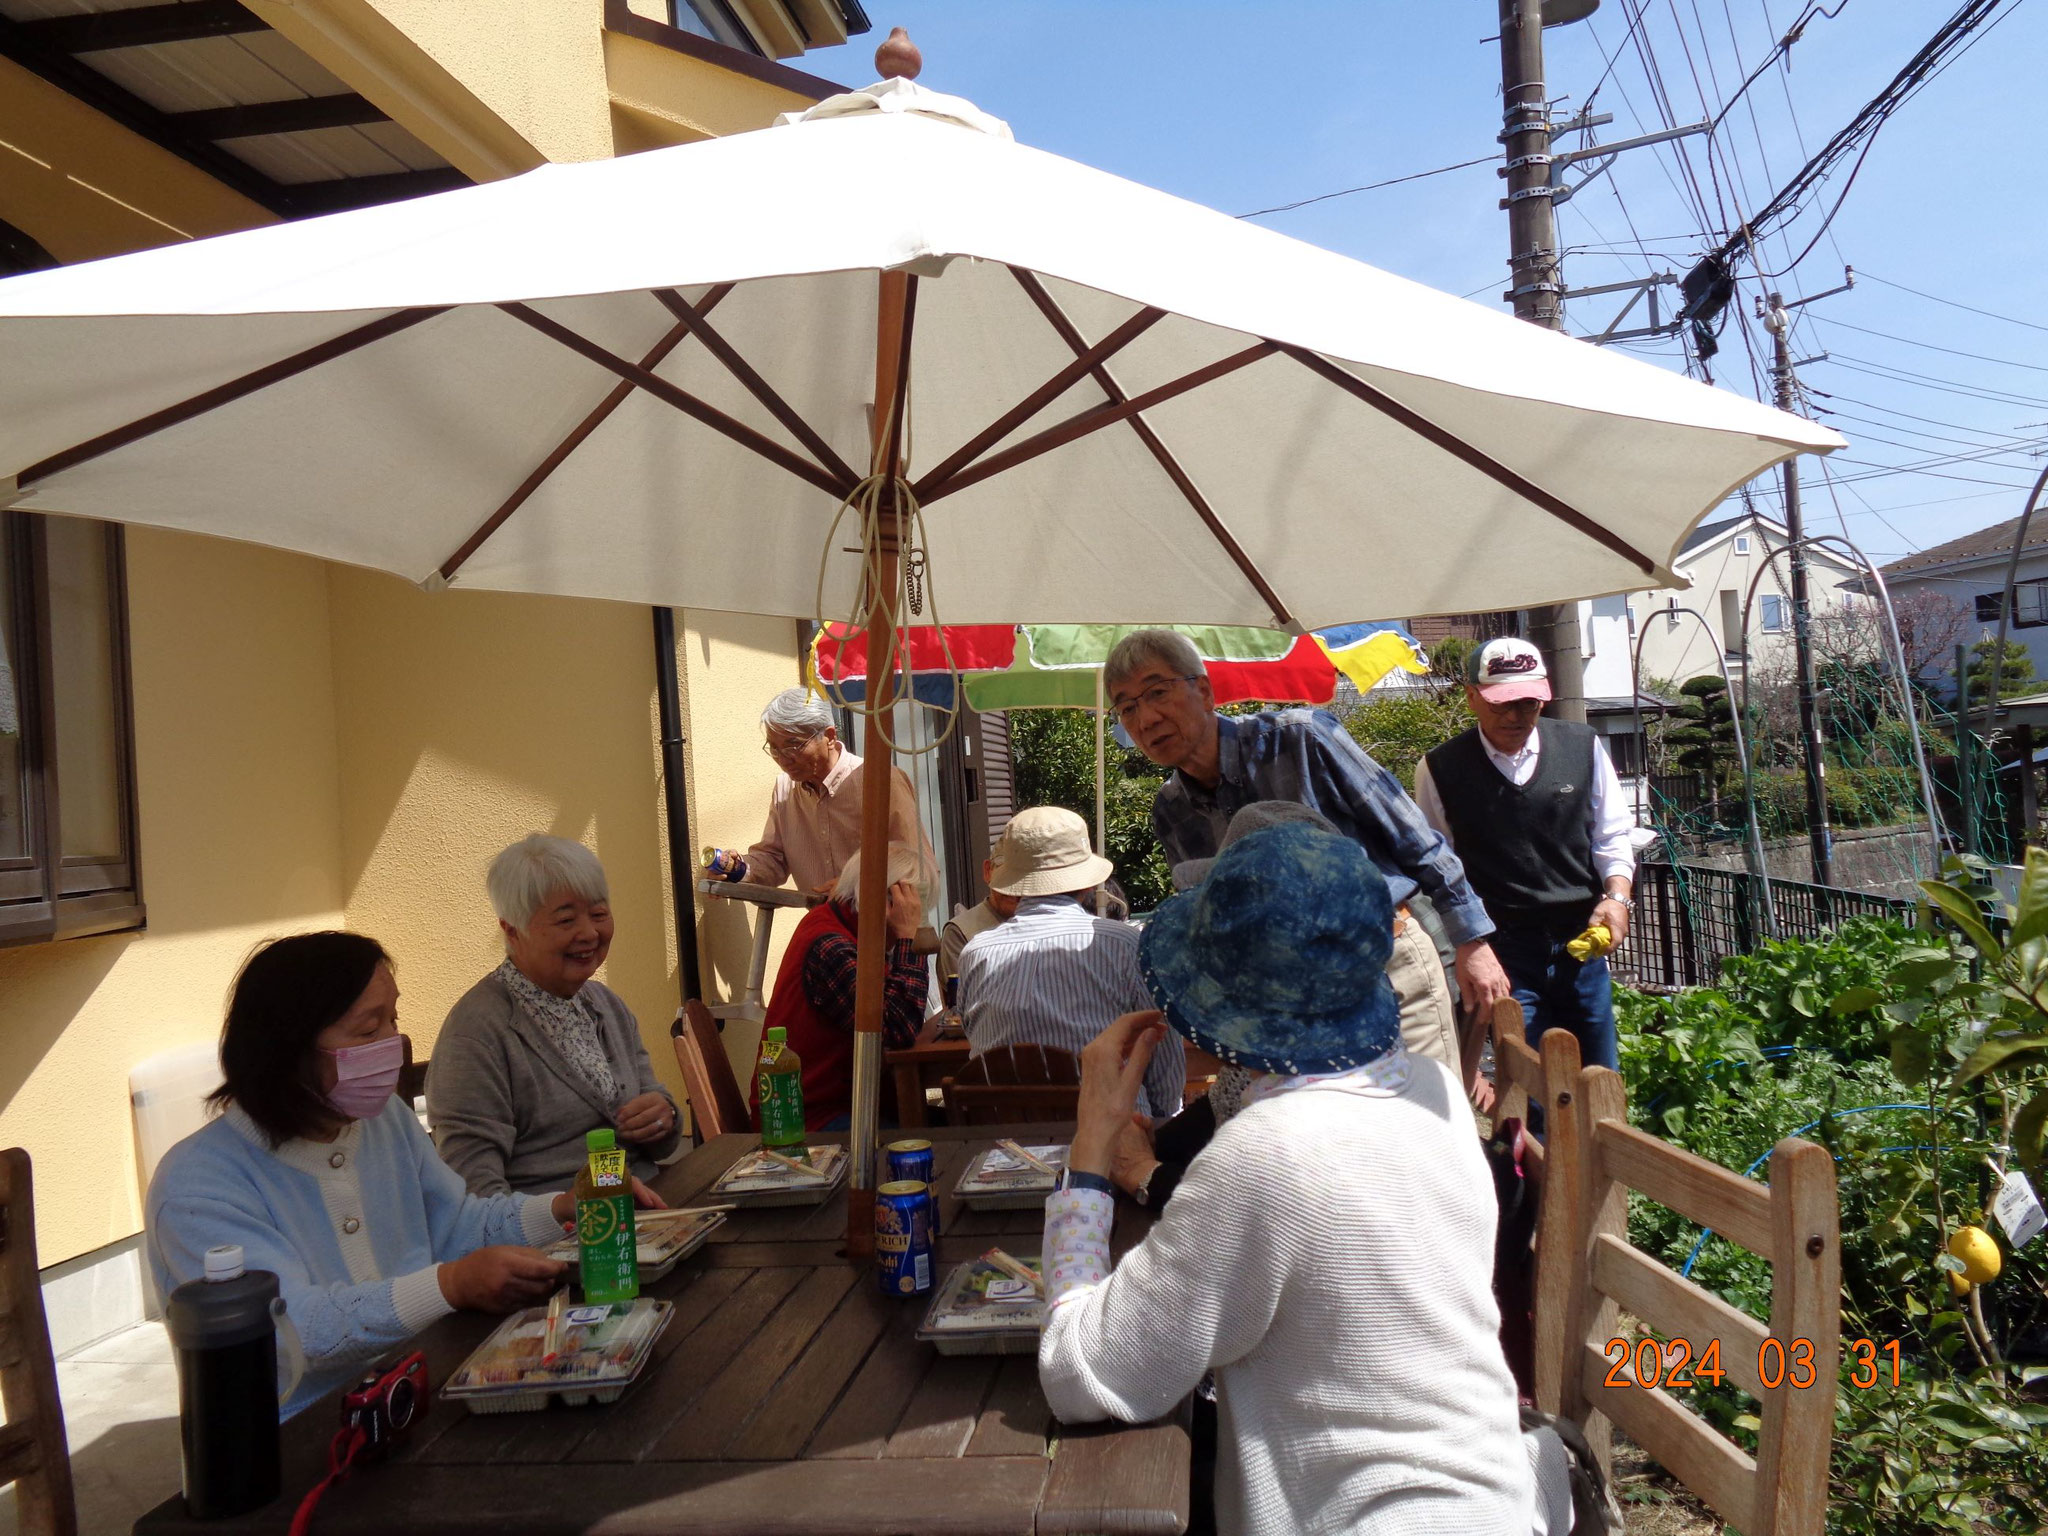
[
  {"xmin": 1878, "ymin": 514, "xmax": 2048, "ymax": 579},
  {"xmin": 1680, "ymin": 514, "xmax": 1748, "ymax": 554},
  {"xmin": 1668, "ymin": 507, "xmax": 1858, "ymax": 583}
]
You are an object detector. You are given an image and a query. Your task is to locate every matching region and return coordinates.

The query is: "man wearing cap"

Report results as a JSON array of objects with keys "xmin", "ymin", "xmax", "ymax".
[
  {"xmin": 956, "ymin": 806, "xmax": 1185, "ymax": 1119},
  {"xmin": 1105, "ymin": 628, "xmax": 1508, "ymax": 1074},
  {"xmin": 1414, "ymin": 637, "xmax": 1636, "ymax": 1076}
]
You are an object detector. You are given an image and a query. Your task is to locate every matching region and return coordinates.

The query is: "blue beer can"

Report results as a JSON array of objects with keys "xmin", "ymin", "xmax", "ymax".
[
  {"xmin": 875, "ymin": 1180, "xmax": 934, "ymax": 1297},
  {"xmin": 886, "ymin": 1140, "xmax": 939, "ymax": 1236}
]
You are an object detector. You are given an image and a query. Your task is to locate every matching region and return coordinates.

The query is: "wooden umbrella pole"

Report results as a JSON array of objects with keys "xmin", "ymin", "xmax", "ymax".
[{"xmin": 847, "ymin": 268, "xmax": 914, "ymax": 1261}]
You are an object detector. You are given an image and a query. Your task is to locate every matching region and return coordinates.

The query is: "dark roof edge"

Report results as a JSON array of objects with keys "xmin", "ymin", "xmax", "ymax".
[{"xmin": 604, "ymin": 0, "xmax": 846, "ymax": 102}]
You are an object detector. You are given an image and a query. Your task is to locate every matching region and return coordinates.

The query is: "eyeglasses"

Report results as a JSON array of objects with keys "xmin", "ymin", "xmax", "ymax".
[
  {"xmin": 1110, "ymin": 676, "xmax": 1202, "ymax": 727},
  {"xmin": 762, "ymin": 732, "xmax": 823, "ymax": 761}
]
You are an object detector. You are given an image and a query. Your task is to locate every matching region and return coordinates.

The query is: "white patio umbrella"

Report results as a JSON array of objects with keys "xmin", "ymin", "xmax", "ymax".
[{"xmin": 0, "ymin": 47, "xmax": 1840, "ymax": 1254}]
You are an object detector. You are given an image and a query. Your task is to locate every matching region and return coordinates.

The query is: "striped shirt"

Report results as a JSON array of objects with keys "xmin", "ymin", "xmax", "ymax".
[{"xmin": 957, "ymin": 895, "xmax": 1186, "ymax": 1118}]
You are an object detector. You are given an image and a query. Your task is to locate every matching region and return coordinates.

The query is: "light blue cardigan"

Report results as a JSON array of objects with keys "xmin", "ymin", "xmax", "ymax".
[{"xmin": 147, "ymin": 1095, "xmax": 561, "ymax": 1417}]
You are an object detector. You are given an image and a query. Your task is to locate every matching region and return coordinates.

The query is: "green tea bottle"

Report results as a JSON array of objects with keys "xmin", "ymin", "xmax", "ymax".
[
  {"xmin": 756, "ymin": 1026, "xmax": 806, "ymax": 1155},
  {"xmin": 574, "ymin": 1128, "xmax": 638, "ymax": 1304}
]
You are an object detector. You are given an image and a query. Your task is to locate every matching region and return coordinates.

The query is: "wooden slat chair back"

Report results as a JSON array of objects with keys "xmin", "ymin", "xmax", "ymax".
[
  {"xmin": 1553, "ymin": 1065, "xmax": 1839, "ymax": 1536},
  {"xmin": 670, "ymin": 999, "xmax": 751, "ymax": 1143},
  {"xmin": 0, "ymin": 1149, "xmax": 77, "ymax": 1536},
  {"xmin": 1489, "ymin": 1010, "xmax": 1588, "ymax": 1419},
  {"xmin": 943, "ymin": 1043, "xmax": 1081, "ymax": 1127}
]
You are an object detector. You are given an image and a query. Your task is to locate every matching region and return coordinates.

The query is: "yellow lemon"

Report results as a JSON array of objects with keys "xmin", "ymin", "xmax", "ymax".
[
  {"xmin": 1947, "ymin": 1226, "xmax": 2001, "ymax": 1286},
  {"xmin": 1947, "ymin": 1271, "xmax": 1972, "ymax": 1299}
]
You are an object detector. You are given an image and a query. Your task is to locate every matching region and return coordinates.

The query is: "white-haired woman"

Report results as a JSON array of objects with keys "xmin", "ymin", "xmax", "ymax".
[
  {"xmin": 428, "ymin": 835, "xmax": 682, "ymax": 1196},
  {"xmin": 701, "ymin": 687, "xmax": 934, "ymax": 896},
  {"xmin": 752, "ymin": 843, "xmax": 929, "ymax": 1131}
]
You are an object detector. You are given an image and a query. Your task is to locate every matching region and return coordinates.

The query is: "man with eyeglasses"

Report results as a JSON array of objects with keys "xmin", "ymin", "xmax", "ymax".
[
  {"xmin": 702, "ymin": 687, "xmax": 934, "ymax": 897},
  {"xmin": 1104, "ymin": 629, "xmax": 1510, "ymax": 1081}
]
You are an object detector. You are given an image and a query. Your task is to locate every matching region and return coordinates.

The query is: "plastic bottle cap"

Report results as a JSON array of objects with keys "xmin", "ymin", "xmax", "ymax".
[
  {"xmin": 203, "ymin": 1244, "xmax": 246, "ymax": 1282},
  {"xmin": 766, "ymin": 1027, "xmax": 788, "ymax": 1044},
  {"xmin": 587, "ymin": 1128, "xmax": 617, "ymax": 1151}
]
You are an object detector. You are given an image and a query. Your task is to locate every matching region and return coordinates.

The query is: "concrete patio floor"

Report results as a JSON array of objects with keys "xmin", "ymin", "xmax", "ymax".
[{"xmin": 2, "ymin": 1321, "xmax": 181, "ymax": 1536}]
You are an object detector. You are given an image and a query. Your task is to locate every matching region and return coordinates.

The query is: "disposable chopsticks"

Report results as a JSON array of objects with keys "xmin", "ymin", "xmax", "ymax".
[
  {"xmin": 635, "ymin": 1203, "xmax": 735, "ymax": 1221},
  {"xmin": 540, "ymin": 1287, "xmax": 568, "ymax": 1364},
  {"xmin": 760, "ymin": 1147, "xmax": 827, "ymax": 1178},
  {"xmin": 996, "ymin": 1139, "xmax": 1058, "ymax": 1176}
]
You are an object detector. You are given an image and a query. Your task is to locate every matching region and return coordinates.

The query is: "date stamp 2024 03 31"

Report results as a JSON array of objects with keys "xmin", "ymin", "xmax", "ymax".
[{"xmin": 1601, "ymin": 1335, "xmax": 1903, "ymax": 1392}]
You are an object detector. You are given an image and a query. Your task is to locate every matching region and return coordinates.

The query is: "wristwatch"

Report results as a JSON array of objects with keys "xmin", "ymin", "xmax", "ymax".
[{"xmin": 1058, "ymin": 1167, "xmax": 1115, "ymax": 1197}]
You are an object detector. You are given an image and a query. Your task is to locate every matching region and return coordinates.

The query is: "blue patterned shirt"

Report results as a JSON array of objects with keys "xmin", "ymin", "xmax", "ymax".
[{"xmin": 1150, "ymin": 709, "xmax": 1496, "ymax": 948}]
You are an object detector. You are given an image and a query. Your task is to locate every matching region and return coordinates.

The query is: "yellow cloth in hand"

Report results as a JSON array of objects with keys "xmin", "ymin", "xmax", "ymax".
[{"xmin": 1566, "ymin": 924, "xmax": 1613, "ymax": 962}]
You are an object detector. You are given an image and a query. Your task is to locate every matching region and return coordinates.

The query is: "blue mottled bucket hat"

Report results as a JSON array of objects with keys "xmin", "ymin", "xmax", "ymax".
[{"xmin": 1138, "ymin": 822, "xmax": 1401, "ymax": 1076}]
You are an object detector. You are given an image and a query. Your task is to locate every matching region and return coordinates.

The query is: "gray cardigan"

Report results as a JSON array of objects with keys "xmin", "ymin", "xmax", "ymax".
[{"xmin": 427, "ymin": 970, "xmax": 681, "ymax": 1197}]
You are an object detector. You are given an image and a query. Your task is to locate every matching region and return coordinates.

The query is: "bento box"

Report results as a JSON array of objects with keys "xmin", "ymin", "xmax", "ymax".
[
  {"xmin": 709, "ymin": 1144, "xmax": 849, "ymax": 1207},
  {"xmin": 442, "ymin": 1297, "xmax": 672, "ymax": 1414},
  {"xmin": 950, "ymin": 1143, "xmax": 1067, "ymax": 1210},
  {"xmin": 543, "ymin": 1207, "xmax": 726, "ymax": 1285},
  {"xmin": 915, "ymin": 1255, "xmax": 1045, "ymax": 1356}
]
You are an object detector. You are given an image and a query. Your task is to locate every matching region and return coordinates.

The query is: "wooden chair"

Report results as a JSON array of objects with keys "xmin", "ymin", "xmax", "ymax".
[
  {"xmin": 670, "ymin": 998, "xmax": 751, "ymax": 1142},
  {"xmin": 1182, "ymin": 1042, "xmax": 1224, "ymax": 1108},
  {"xmin": 942, "ymin": 1043, "xmax": 1081, "ymax": 1126},
  {"xmin": 1545, "ymin": 1064, "xmax": 1840, "ymax": 1536},
  {"xmin": 0, "ymin": 1149, "xmax": 77, "ymax": 1536}
]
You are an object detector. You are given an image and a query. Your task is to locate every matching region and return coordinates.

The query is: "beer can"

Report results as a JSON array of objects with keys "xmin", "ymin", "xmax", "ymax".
[
  {"xmin": 875, "ymin": 1180, "xmax": 934, "ymax": 1297},
  {"xmin": 702, "ymin": 847, "xmax": 743, "ymax": 880},
  {"xmin": 887, "ymin": 1140, "xmax": 939, "ymax": 1237}
]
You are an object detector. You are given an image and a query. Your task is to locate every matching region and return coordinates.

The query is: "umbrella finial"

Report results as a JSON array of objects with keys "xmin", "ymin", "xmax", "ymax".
[{"xmin": 875, "ymin": 26, "xmax": 921, "ymax": 80}]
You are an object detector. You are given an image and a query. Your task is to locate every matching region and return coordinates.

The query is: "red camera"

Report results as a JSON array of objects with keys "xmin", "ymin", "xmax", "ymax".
[{"xmin": 342, "ymin": 1351, "xmax": 428, "ymax": 1457}]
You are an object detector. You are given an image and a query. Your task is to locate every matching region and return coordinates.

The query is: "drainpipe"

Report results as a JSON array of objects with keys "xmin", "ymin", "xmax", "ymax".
[{"xmin": 653, "ymin": 606, "xmax": 702, "ymax": 1003}]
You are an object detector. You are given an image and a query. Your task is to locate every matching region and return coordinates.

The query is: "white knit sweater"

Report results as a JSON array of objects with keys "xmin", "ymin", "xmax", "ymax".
[{"xmin": 1038, "ymin": 1053, "xmax": 1536, "ymax": 1536}]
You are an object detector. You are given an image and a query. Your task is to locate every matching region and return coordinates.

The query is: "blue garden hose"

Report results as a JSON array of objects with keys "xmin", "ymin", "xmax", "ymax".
[{"xmin": 1677, "ymin": 1103, "xmax": 1968, "ymax": 1277}]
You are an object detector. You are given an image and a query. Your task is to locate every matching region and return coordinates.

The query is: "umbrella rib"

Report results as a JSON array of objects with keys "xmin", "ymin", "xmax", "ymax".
[
  {"xmin": 909, "ymin": 305, "xmax": 1166, "ymax": 500},
  {"xmin": 437, "ymin": 285, "xmax": 735, "ymax": 582},
  {"xmin": 918, "ymin": 340, "xmax": 1279, "ymax": 505},
  {"xmin": 1006, "ymin": 266, "xmax": 1294, "ymax": 630},
  {"xmin": 651, "ymin": 287, "xmax": 859, "ymax": 488},
  {"xmin": 497, "ymin": 302, "xmax": 855, "ymax": 501},
  {"xmin": 1279, "ymin": 344, "xmax": 1658, "ymax": 575},
  {"xmin": 13, "ymin": 306, "xmax": 449, "ymax": 487}
]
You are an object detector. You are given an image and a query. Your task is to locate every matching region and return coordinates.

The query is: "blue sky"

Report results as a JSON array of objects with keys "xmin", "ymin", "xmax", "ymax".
[{"xmin": 810, "ymin": 3, "xmax": 2045, "ymax": 566}]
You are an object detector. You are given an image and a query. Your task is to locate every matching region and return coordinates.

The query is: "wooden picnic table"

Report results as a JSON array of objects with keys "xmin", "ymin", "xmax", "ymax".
[{"xmin": 133, "ymin": 1125, "xmax": 1188, "ymax": 1536}]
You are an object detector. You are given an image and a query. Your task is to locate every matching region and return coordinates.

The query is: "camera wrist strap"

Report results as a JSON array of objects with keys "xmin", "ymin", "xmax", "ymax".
[{"xmin": 288, "ymin": 1423, "xmax": 368, "ymax": 1536}]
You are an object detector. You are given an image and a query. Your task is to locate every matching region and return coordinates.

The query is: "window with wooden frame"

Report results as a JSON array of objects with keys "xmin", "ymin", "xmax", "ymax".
[{"xmin": 0, "ymin": 511, "xmax": 144, "ymax": 946}]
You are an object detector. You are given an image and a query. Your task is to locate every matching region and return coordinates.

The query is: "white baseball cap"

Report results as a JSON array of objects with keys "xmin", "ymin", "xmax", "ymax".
[{"xmin": 1465, "ymin": 638, "xmax": 1552, "ymax": 704}]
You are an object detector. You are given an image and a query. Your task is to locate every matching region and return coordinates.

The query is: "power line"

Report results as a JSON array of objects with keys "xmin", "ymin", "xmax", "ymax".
[
  {"xmin": 1815, "ymin": 315, "xmax": 2048, "ymax": 374},
  {"xmin": 1824, "ymin": 355, "xmax": 2048, "ymax": 411},
  {"xmin": 1234, "ymin": 154, "xmax": 1497, "ymax": 220},
  {"xmin": 1856, "ymin": 269, "xmax": 2048, "ymax": 335}
]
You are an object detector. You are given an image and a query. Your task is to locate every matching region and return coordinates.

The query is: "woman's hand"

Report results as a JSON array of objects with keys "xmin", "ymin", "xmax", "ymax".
[
  {"xmin": 438, "ymin": 1246, "xmax": 567, "ymax": 1312},
  {"xmin": 630, "ymin": 1176, "xmax": 667, "ymax": 1210},
  {"xmin": 1072, "ymin": 1011, "xmax": 1168, "ymax": 1176},
  {"xmin": 1109, "ymin": 1114, "xmax": 1161, "ymax": 1199},
  {"xmin": 616, "ymin": 1091, "xmax": 677, "ymax": 1147},
  {"xmin": 547, "ymin": 1177, "xmax": 666, "ymax": 1228}
]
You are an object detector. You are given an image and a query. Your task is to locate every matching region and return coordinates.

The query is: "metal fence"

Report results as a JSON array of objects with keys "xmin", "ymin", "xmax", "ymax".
[{"xmin": 1612, "ymin": 860, "xmax": 1918, "ymax": 990}]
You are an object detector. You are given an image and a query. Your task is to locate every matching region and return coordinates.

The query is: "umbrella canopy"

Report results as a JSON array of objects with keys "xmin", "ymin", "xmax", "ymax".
[{"xmin": 0, "ymin": 80, "xmax": 1839, "ymax": 631}]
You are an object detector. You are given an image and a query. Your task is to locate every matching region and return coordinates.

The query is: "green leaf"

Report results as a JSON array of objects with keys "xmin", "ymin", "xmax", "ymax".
[
  {"xmin": 1955, "ymin": 1033, "xmax": 2048, "ymax": 1084},
  {"xmin": 1830, "ymin": 984, "xmax": 1885, "ymax": 1016},
  {"xmin": 2014, "ymin": 1087, "xmax": 2048, "ymax": 1175},
  {"xmin": 1890, "ymin": 949, "xmax": 1961, "ymax": 993},
  {"xmin": 1789, "ymin": 979, "xmax": 1820, "ymax": 1019},
  {"xmin": 1890, "ymin": 1024, "xmax": 1934, "ymax": 1087},
  {"xmin": 2010, "ymin": 846, "xmax": 2048, "ymax": 938},
  {"xmin": 1919, "ymin": 881, "xmax": 2000, "ymax": 959}
]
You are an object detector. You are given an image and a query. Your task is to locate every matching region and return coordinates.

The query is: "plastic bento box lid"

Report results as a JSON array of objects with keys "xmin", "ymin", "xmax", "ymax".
[
  {"xmin": 919, "ymin": 1257, "xmax": 1046, "ymax": 1336},
  {"xmin": 444, "ymin": 1297, "xmax": 672, "ymax": 1401},
  {"xmin": 955, "ymin": 1144, "xmax": 1067, "ymax": 1194},
  {"xmin": 713, "ymin": 1145, "xmax": 849, "ymax": 1193}
]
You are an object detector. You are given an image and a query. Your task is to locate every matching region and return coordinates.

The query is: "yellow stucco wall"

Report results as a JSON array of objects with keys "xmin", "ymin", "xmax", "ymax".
[{"xmin": 0, "ymin": 530, "xmax": 348, "ymax": 1264}]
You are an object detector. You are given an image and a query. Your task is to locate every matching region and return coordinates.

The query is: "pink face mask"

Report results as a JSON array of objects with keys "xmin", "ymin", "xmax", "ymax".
[{"xmin": 320, "ymin": 1034, "xmax": 404, "ymax": 1121}]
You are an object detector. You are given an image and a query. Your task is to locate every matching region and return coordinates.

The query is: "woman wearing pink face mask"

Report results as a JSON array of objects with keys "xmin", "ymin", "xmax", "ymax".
[{"xmin": 146, "ymin": 931, "xmax": 656, "ymax": 1418}]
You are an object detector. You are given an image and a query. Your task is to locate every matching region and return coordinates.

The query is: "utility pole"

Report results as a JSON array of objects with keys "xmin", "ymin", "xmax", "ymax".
[
  {"xmin": 1498, "ymin": 0, "xmax": 1588, "ymax": 723},
  {"xmin": 1758, "ymin": 272, "xmax": 1853, "ymax": 886}
]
